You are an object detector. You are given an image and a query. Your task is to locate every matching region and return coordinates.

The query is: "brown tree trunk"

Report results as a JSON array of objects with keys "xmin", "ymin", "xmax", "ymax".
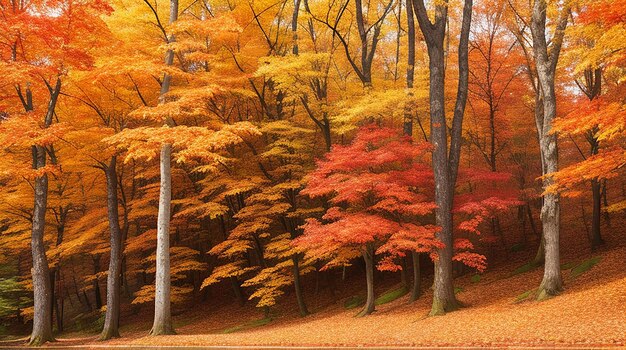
[
  {"xmin": 410, "ymin": 252, "xmax": 421, "ymax": 301},
  {"xmin": 101, "ymin": 156, "xmax": 123, "ymax": 340},
  {"xmin": 590, "ymin": 178, "xmax": 604, "ymax": 249},
  {"xmin": 412, "ymin": 0, "xmax": 472, "ymax": 315},
  {"xmin": 357, "ymin": 244, "xmax": 375, "ymax": 317},
  {"xmin": 93, "ymin": 256, "xmax": 103, "ymax": 310},
  {"xmin": 292, "ymin": 257, "xmax": 309, "ymax": 316}
]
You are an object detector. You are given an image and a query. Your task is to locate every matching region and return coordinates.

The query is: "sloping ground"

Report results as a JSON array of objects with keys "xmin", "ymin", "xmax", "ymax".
[{"xmin": 23, "ymin": 243, "xmax": 625, "ymax": 348}]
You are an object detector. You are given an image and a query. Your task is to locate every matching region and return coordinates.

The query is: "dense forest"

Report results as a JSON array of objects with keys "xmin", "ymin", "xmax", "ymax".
[{"xmin": 0, "ymin": 0, "xmax": 624, "ymax": 347}]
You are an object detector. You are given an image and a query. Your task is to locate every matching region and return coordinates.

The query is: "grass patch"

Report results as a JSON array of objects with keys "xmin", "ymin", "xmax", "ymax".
[
  {"xmin": 514, "ymin": 289, "xmax": 536, "ymax": 303},
  {"xmin": 510, "ymin": 261, "xmax": 540, "ymax": 276},
  {"xmin": 471, "ymin": 274, "xmax": 481, "ymax": 283},
  {"xmin": 222, "ymin": 317, "xmax": 271, "ymax": 334},
  {"xmin": 344, "ymin": 295, "xmax": 365, "ymax": 309},
  {"xmin": 510, "ymin": 243, "xmax": 526, "ymax": 252},
  {"xmin": 571, "ymin": 256, "xmax": 602, "ymax": 278},
  {"xmin": 560, "ymin": 261, "xmax": 577, "ymax": 270},
  {"xmin": 375, "ymin": 286, "xmax": 408, "ymax": 306},
  {"xmin": 454, "ymin": 286, "xmax": 464, "ymax": 294}
]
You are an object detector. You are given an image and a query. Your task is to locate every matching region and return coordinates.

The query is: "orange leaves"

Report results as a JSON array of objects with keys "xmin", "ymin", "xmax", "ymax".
[
  {"xmin": 548, "ymin": 148, "xmax": 626, "ymax": 195},
  {"xmin": 0, "ymin": 113, "xmax": 70, "ymax": 148},
  {"xmin": 554, "ymin": 97, "xmax": 626, "ymax": 142},
  {"xmin": 105, "ymin": 122, "xmax": 261, "ymax": 165}
]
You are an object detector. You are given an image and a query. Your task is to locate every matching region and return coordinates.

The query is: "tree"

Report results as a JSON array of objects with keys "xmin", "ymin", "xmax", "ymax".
[
  {"xmin": 296, "ymin": 125, "xmax": 442, "ymax": 316},
  {"xmin": 411, "ymin": 0, "xmax": 473, "ymax": 315},
  {"xmin": 529, "ymin": 0, "xmax": 569, "ymax": 300},
  {"xmin": 0, "ymin": 0, "xmax": 112, "ymax": 344}
]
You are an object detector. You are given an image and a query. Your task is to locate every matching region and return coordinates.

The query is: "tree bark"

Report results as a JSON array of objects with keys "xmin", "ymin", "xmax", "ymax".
[
  {"xmin": 412, "ymin": 0, "xmax": 472, "ymax": 316},
  {"xmin": 101, "ymin": 156, "xmax": 123, "ymax": 340},
  {"xmin": 29, "ymin": 146, "xmax": 54, "ymax": 346},
  {"xmin": 530, "ymin": 0, "xmax": 568, "ymax": 300},
  {"xmin": 410, "ymin": 252, "xmax": 421, "ymax": 301},
  {"xmin": 25, "ymin": 78, "xmax": 61, "ymax": 346},
  {"xmin": 292, "ymin": 257, "xmax": 309, "ymax": 316},
  {"xmin": 590, "ymin": 178, "xmax": 604, "ymax": 249},
  {"xmin": 150, "ymin": 0, "xmax": 178, "ymax": 336},
  {"xmin": 150, "ymin": 144, "xmax": 176, "ymax": 335},
  {"xmin": 357, "ymin": 244, "xmax": 375, "ymax": 317},
  {"xmin": 93, "ymin": 256, "xmax": 103, "ymax": 310}
]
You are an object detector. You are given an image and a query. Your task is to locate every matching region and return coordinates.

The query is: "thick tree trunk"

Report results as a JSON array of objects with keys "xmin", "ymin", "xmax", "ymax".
[
  {"xmin": 150, "ymin": 144, "xmax": 176, "ymax": 335},
  {"xmin": 426, "ymin": 40, "xmax": 460, "ymax": 317},
  {"xmin": 530, "ymin": 0, "xmax": 568, "ymax": 300},
  {"xmin": 413, "ymin": 0, "xmax": 471, "ymax": 316},
  {"xmin": 357, "ymin": 244, "xmax": 375, "ymax": 317},
  {"xmin": 292, "ymin": 257, "xmax": 309, "ymax": 316},
  {"xmin": 101, "ymin": 156, "xmax": 123, "ymax": 340},
  {"xmin": 29, "ymin": 147, "xmax": 54, "ymax": 346},
  {"xmin": 27, "ymin": 78, "xmax": 61, "ymax": 345}
]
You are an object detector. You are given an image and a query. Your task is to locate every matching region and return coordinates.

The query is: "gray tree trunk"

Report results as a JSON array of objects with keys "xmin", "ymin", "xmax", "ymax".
[
  {"xmin": 29, "ymin": 147, "xmax": 54, "ymax": 346},
  {"xmin": 150, "ymin": 144, "xmax": 176, "ymax": 335},
  {"xmin": 530, "ymin": 0, "xmax": 568, "ymax": 300},
  {"xmin": 150, "ymin": 0, "xmax": 178, "ymax": 336},
  {"xmin": 23, "ymin": 78, "xmax": 61, "ymax": 346},
  {"xmin": 101, "ymin": 156, "xmax": 123, "ymax": 340}
]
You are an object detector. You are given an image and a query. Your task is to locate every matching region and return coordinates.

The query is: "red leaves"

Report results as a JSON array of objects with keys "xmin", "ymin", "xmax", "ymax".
[{"xmin": 296, "ymin": 125, "xmax": 441, "ymax": 271}]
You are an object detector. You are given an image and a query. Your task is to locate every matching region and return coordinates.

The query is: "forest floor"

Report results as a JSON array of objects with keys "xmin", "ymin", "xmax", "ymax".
[{"xmin": 4, "ymin": 220, "xmax": 626, "ymax": 348}]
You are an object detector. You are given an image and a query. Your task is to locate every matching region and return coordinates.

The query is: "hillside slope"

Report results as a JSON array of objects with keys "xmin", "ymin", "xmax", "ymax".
[{"xmin": 10, "ymin": 241, "xmax": 624, "ymax": 348}]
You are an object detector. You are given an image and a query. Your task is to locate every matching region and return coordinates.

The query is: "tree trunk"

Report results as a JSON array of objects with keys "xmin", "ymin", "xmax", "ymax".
[
  {"xmin": 101, "ymin": 156, "xmax": 123, "ymax": 340},
  {"xmin": 93, "ymin": 256, "xmax": 103, "ymax": 310},
  {"xmin": 292, "ymin": 257, "xmax": 309, "ymax": 316},
  {"xmin": 357, "ymin": 244, "xmax": 375, "ymax": 317},
  {"xmin": 230, "ymin": 277, "xmax": 246, "ymax": 306},
  {"xmin": 413, "ymin": 0, "xmax": 472, "ymax": 316},
  {"xmin": 426, "ymin": 38, "xmax": 460, "ymax": 316},
  {"xmin": 22, "ymin": 78, "xmax": 61, "ymax": 347},
  {"xmin": 150, "ymin": 0, "xmax": 178, "ymax": 336},
  {"xmin": 590, "ymin": 178, "xmax": 604, "ymax": 249},
  {"xmin": 150, "ymin": 144, "xmax": 176, "ymax": 335},
  {"xmin": 29, "ymin": 148, "xmax": 54, "ymax": 345},
  {"xmin": 530, "ymin": 0, "xmax": 568, "ymax": 300},
  {"xmin": 410, "ymin": 252, "xmax": 421, "ymax": 301}
]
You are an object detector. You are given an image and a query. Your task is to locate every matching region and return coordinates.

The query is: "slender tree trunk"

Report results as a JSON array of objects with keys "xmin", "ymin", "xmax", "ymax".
[
  {"xmin": 230, "ymin": 277, "xmax": 246, "ymax": 305},
  {"xmin": 292, "ymin": 257, "xmax": 309, "ymax": 316},
  {"xmin": 150, "ymin": 144, "xmax": 176, "ymax": 335},
  {"xmin": 357, "ymin": 244, "xmax": 375, "ymax": 317},
  {"xmin": 590, "ymin": 178, "xmax": 604, "ymax": 249},
  {"xmin": 410, "ymin": 252, "xmax": 421, "ymax": 301},
  {"xmin": 101, "ymin": 156, "xmax": 123, "ymax": 340},
  {"xmin": 150, "ymin": 0, "xmax": 178, "ymax": 336},
  {"xmin": 93, "ymin": 256, "xmax": 103, "ymax": 310}
]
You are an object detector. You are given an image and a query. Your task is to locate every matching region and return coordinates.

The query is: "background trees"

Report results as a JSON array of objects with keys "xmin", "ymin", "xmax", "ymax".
[{"xmin": 0, "ymin": 0, "xmax": 624, "ymax": 345}]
